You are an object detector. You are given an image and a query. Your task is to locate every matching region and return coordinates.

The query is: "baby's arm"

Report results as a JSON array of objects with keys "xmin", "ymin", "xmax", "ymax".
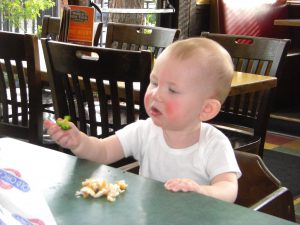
[
  {"xmin": 44, "ymin": 120, "xmax": 125, "ymax": 164},
  {"xmin": 164, "ymin": 172, "xmax": 238, "ymax": 203}
]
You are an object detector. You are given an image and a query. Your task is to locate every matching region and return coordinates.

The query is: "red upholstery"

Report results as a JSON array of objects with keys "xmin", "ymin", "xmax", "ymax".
[{"xmin": 216, "ymin": 0, "xmax": 289, "ymax": 39}]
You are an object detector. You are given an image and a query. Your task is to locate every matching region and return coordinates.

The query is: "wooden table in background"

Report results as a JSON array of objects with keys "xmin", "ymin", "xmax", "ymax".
[
  {"xmin": 0, "ymin": 137, "xmax": 297, "ymax": 225},
  {"xmin": 274, "ymin": 19, "xmax": 300, "ymax": 27},
  {"xmin": 229, "ymin": 71, "xmax": 277, "ymax": 96}
]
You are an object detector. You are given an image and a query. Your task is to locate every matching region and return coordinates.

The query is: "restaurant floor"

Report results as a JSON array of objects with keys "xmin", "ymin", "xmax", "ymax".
[{"xmin": 264, "ymin": 131, "xmax": 300, "ymax": 223}]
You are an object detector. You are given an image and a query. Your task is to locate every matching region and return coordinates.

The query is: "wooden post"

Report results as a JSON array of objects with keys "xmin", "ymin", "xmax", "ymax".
[{"xmin": 109, "ymin": 0, "xmax": 144, "ymax": 24}]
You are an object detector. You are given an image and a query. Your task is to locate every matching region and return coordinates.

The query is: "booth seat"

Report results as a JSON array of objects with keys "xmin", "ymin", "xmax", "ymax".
[
  {"xmin": 211, "ymin": 0, "xmax": 288, "ymax": 37},
  {"xmin": 209, "ymin": 0, "xmax": 299, "ymax": 53}
]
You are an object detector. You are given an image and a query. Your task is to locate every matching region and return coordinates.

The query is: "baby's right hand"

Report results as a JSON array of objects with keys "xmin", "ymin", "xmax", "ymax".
[{"xmin": 44, "ymin": 119, "xmax": 81, "ymax": 150}]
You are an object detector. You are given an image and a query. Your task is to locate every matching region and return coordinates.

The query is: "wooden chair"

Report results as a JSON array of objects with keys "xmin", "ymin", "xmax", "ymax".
[
  {"xmin": 105, "ymin": 22, "xmax": 180, "ymax": 58},
  {"xmin": 0, "ymin": 31, "xmax": 43, "ymax": 145},
  {"xmin": 42, "ymin": 38, "xmax": 153, "ymax": 162},
  {"xmin": 41, "ymin": 15, "xmax": 61, "ymax": 40},
  {"xmin": 235, "ymin": 151, "xmax": 296, "ymax": 222},
  {"xmin": 200, "ymin": 32, "xmax": 290, "ymax": 157},
  {"xmin": 41, "ymin": 16, "xmax": 104, "ymax": 124}
]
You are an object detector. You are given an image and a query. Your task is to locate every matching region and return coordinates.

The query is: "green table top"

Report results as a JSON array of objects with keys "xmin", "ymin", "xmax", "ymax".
[{"xmin": 0, "ymin": 137, "xmax": 297, "ymax": 225}]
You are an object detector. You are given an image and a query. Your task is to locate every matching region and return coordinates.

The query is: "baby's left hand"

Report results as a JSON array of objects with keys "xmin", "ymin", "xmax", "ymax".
[{"xmin": 164, "ymin": 178, "xmax": 200, "ymax": 193}]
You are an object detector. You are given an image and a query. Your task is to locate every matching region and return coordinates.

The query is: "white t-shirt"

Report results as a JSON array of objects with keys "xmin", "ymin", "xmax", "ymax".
[{"xmin": 116, "ymin": 118, "xmax": 241, "ymax": 184}]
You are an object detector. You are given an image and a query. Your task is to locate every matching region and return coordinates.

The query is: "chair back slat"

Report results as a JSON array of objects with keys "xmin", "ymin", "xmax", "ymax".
[
  {"xmin": 83, "ymin": 77, "xmax": 98, "ymax": 136},
  {"xmin": 63, "ymin": 75, "xmax": 77, "ymax": 129},
  {"xmin": 16, "ymin": 61, "xmax": 28, "ymax": 125},
  {"xmin": 124, "ymin": 81, "xmax": 135, "ymax": 122},
  {"xmin": 5, "ymin": 61, "xmax": 18, "ymax": 124},
  {"xmin": 95, "ymin": 79, "xmax": 109, "ymax": 137},
  {"xmin": 0, "ymin": 67, "xmax": 9, "ymax": 122},
  {"xmin": 42, "ymin": 39, "xmax": 153, "ymax": 138},
  {"xmin": 109, "ymin": 80, "xmax": 121, "ymax": 130}
]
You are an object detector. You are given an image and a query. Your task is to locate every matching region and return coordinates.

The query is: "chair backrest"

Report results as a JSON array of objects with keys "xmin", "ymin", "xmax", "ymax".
[
  {"xmin": 105, "ymin": 22, "xmax": 180, "ymax": 58},
  {"xmin": 0, "ymin": 31, "xmax": 43, "ymax": 145},
  {"xmin": 235, "ymin": 151, "xmax": 296, "ymax": 222},
  {"xmin": 41, "ymin": 15, "xmax": 103, "ymax": 46},
  {"xmin": 42, "ymin": 38, "xmax": 153, "ymax": 138},
  {"xmin": 41, "ymin": 15, "xmax": 61, "ymax": 40},
  {"xmin": 201, "ymin": 32, "xmax": 290, "ymax": 156}
]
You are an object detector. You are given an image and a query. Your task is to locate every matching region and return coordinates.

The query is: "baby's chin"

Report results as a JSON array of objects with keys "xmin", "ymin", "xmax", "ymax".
[
  {"xmin": 150, "ymin": 117, "xmax": 179, "ymax": 131},
  {"xmin": 149, "ymin": 116, "xmax": 163, "ymax": 128}
]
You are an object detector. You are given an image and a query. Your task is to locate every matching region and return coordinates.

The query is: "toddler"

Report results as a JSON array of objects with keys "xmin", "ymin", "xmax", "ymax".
[{"xmin": 44, "ymin": 37, "xmax": 241, "ymax": 203}]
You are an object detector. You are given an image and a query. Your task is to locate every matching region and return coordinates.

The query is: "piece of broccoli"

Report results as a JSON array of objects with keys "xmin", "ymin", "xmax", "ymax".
[{"xmin": 56, "ymin": 115, "xmax": 71, "ymax": 130}]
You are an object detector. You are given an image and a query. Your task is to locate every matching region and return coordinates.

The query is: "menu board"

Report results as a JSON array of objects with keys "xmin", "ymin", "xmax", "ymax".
[{"xmin": 67, "ymin": 5, "xmax": 95, "ymax": 46}]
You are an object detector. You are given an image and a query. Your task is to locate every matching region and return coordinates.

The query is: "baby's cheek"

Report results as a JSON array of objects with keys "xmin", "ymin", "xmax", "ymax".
[
  {"xmin": 165, "ymin": 101, "xmax": 178, "ymax": 118},
  {"xmin": 144, "ymin": 93, "xmax": 151, "ymax": 108}
]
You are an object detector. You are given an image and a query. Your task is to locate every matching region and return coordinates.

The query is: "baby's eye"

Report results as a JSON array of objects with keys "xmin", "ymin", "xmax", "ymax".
[
  {"xmin": 150, "ymin": 80, "xmax": 158, "ymax": 87},
  {"xmin": 169, "ymin": 88, "xmax": 178, "ymax": 94}
]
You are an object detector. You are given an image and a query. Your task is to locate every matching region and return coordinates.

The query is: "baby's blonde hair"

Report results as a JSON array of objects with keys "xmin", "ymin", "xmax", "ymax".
[{"xmin": 163, "ymin": 37, "xmax": 234, "ymax": 104}]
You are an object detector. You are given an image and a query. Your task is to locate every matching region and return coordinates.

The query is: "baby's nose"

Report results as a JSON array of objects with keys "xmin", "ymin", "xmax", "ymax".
[{"xmin": 152, "ymin": 87, "xmax": 163, "ymax": 102}]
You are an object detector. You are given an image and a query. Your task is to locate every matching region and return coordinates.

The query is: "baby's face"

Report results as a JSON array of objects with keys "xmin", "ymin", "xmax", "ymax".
[{"xmin": 144, "ymin": 52, "xmax": 210, "ymax": 131}]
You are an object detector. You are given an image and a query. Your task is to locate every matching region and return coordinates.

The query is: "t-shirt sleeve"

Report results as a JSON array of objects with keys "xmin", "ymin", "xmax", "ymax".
[
  {"xmin": 203, "ymin": 127, "xmax": 242, "ymax": 180},
  {"xmin": 115, "ymin": 119, "xmax": 146, "ymax": 161}
]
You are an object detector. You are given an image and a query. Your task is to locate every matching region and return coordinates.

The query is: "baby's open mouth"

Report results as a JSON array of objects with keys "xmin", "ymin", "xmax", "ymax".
[{"xmin": 150, "ymin": 106, "xmax": 162, "ymax": 116}]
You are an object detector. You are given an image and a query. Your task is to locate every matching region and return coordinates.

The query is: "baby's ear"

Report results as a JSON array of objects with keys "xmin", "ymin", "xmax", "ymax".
[{"xmin": 200, "ymin": 99, "xmax": 221, "ymax": 121}]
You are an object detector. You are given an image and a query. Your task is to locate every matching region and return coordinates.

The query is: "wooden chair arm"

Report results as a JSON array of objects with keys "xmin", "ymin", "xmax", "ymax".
[
  {"xmin": 119, "ymin": 161, "xmax": 139, "ymax": 174},
  {"xmin": 250, "ymin": 187, "xmax": 296, "ymax": 222}
]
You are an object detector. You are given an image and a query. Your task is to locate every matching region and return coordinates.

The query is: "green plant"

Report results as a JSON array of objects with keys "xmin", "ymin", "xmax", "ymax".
[
  {"xmin": 0, "ymin": 0, "xmax": 55, "ymax": 31},
  {"xmin": 145, "ymin": 14, "xmax": 156, "ymax": 26},
  {"xmin": 145, "ymin": 0, "xmax": 157, "ymax": 26},
  {"xmin": 37, "ymin": 25, "xmax": 42, "ymax": 37}
]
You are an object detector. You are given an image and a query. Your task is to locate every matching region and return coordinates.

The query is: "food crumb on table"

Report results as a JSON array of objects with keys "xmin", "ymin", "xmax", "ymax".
[{"xmin": 75, "ymin": 178, "xmax": 128, "ymax": 202}]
